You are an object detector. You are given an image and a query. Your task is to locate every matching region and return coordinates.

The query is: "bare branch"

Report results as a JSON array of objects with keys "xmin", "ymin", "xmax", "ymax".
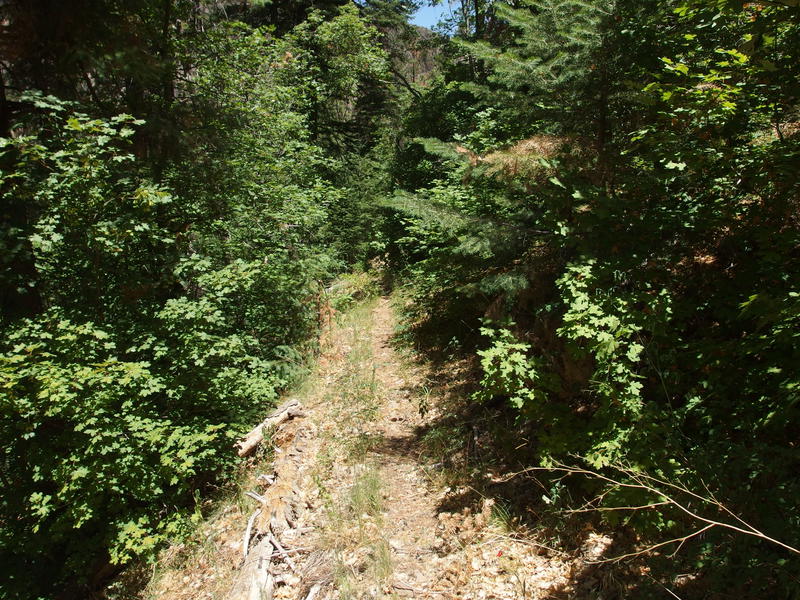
[
  {"xmin": 242, "ymin": 509, "xmax": 262, "ymax": 560},
  {"xmin": 267, "ymin": 533, "xmax": 298, "ymax": 573},
  {"xmin": 587, "ymin": 524, "xmax": 715, "ymax": 564},
  {"xmin": 500, "ymin": 461, "xmax": 800, "ymax": 558},
  {"xmin": 565, "ymin": 500, "xmax": 672, "ymax": 514}
]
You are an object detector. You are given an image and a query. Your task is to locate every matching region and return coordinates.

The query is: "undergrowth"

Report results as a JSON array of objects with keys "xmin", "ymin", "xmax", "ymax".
[{"xmin": 122, "ymin": 279, "xmax": 383, "ymax": 600}]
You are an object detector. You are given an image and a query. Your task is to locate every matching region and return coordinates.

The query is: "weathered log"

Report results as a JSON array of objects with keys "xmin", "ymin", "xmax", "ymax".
[
  {"xmin": 236, "ymin": 400, "xmax": 304, "ymax": 457},
  {"xmin": 228, "ymin": 424, "xmax": 308, "ymax": 600},
  {"xmin": 246, "ymin": 541, "xmax": 274, "ymax": 600}
]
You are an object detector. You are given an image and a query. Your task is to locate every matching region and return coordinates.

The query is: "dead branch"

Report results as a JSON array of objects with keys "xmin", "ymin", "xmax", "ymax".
[
  {"xmin": 391, "ymin": 584, "xmax": 450, "ymax": 596},
  {"xmin": 591, "ymin": 524, "xmax": 715, "ymax": 564},
  {"xmin": 500, "ymin": 461, "xmax": 800, "ymax": 559},
  {"xmin": 245, "ymin": 491, "xmax": 265, "ymax": 503},
  {"xmin": 242, "ymin": 509, "xmax": 262, "ymax": 560},
  {"xmin": 645, "ymin": 573, "xmax": 686, "ymax": 600},
  {"xmin": 227, "ymin": 425, "xmax": 307, "ymax": 600},
  {"xmin": 484, "ymin": 533, "xmax": 572, "ymax": 558},
  {"xmin": 267, "ymin": 532, "xmax": 298, "ymax": 573},
  {"xmin": 566, "ymin": 500, "xmax": 672, "ymax": 514},
  {"xmin": 236, "ymin": 400, "xmax": 304, "ymax": 457},
  {"xmin": 304, "ymin": 584, "xmax": 322, "ymax": 600}
]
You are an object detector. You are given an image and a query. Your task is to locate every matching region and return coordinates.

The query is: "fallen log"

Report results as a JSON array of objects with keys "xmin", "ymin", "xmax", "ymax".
[
  {"xmin": 246, "ymin": 540, "xmax": 274, "ymax": 600},
  {"xmin": 236, "ymin": 400, "xmax": 304, "ymax": 457},
  {"xmin": 228, "ymin": 425, "xmax": 309, "ymax": 600}
]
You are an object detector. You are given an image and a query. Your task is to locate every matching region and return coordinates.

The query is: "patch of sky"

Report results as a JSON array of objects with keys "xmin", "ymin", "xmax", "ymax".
[{"xmin": 410, "ymin": 1, "xmax": 454, "ymax": 29}]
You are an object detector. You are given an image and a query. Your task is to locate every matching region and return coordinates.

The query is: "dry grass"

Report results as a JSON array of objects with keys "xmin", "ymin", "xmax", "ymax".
[
  {"xmin": 306, "ymin": 298, "xmax": 399, "ymax": 598},
  {"xmin": 322, "ymin": 467, "xmax": 394, "ymax": 599},
  {"xmin": 454, "ymin": 135, "xmax": 571, "ymax": 182}
]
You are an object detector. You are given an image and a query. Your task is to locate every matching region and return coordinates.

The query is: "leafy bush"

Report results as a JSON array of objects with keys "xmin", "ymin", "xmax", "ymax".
[
  {"xmin": 0, "ymin": 103, "xmax": 297, "ymax": 597},
  {"xmin": 327, "ymin": 270, "xmax": 383, "ymax": 312},
  {"xmin": 0, "ymin": 0, "xmax": 395, "ymax": 594},
  {"xmin": 0, "ymin": 6, "xmax": 391, "ymax": 591}
]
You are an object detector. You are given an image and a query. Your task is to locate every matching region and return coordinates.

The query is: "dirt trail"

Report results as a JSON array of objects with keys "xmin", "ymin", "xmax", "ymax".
[
  {"xmin": 262, "ymin": 297, "xmax": 577, "ymax": 600},
  {"xmin": 147, "ymin": 296, "xmax": 579, "ymax": 600},
  {"xmin": 266, "ymin": 296, "xmax": 453, "ymax": 598},
  {"xmin": 351, "ymin": 297, "xmax": 442, "ymax": 594}
]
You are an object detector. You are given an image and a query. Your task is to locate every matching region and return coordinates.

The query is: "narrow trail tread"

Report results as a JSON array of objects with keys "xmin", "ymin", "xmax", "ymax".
[
  {"xmin": 151, "ymin": 297, "xmax": 579, "ymax": 600},
  {"xmin": 235, "ymin": 298, "xmax": 575, "ymax": 600}
]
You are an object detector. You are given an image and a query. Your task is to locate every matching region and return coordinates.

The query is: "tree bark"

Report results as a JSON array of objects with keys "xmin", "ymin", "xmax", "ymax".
[{"xmin": 0, "ymin": 68, "xmax": 10, "ymax": 138}]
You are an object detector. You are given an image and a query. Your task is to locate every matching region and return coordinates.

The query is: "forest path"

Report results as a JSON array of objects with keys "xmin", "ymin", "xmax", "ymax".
[
  {"xmin": 252, "ymin": 296, "xmax": 575, "ymax": 600},
  {"xmin": 148, "ymin": 296, "xmax": 575, "ymax": 600}
]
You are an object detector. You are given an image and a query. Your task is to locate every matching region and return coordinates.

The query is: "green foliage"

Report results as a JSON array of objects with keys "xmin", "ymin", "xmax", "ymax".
[
  {"xmin": 0, "ymin": 102, "xmax": 292, "ymax": 598},
  {"xmin": 474, "ymin": 326, "xmax": 551, "ymax": 410},
  {"xmin": 0, "ymin": 316, "xmax": 229, "ymax": 567},
  {"xmin": 385, "ymin": 174, "xmax": 539, "ymax": 347},
  {"xmin": 555, "ymin": 260, "xmax": 648, "ymax": 466},
  {"xmin": 464, "ymin": 0, "xmax": 617, "ymax": 133},
  {"xmin": 0, "ymin": 5, "xmax": 392, "ymax": 596},
  {"xmin": 1, "ymin": 103, "xmax": 175, "ymax": 321},
  {"xmin": 389, "ymin": 0, "xmax": 800, "ymax": 593},
  {"xmin": 328, "ymin": 270, "xmax": 383, "ymax": 312},
  {"xmin": 280, "ymin": 4, "xmax": 392, "ymax": 154}
]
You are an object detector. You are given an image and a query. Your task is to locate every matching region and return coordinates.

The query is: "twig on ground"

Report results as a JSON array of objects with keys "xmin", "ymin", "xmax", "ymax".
[
  {"xmin": 645, "ymin": 573, "xmax": 685, "ymax": 600},
  {"xmin": 242, "ymin": 509, "xmax": 262, "ymax": 560},
  {"xmin": 305, "ymin": 583, "xmax": 322, "ymax": 600},
  {"xmin": 245, "ymin": 490, "xmax": 266, "ymax": 503},
  {"xmin": 483, "ymin": 533, "xmax": 572, "ymax": 558},
  {"xmin": 268, "ymin": 532, "xmax": 298, "ymax": 573},
  {"xmin": 391, "ymin": 584, "xmax": 450, "ymax": 596}
]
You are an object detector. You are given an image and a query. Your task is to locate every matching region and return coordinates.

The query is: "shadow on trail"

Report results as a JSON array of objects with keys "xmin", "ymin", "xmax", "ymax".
[
  {"xmin": 380, "ymin": 331, "xmax": 690, "ymax": 600},
  {"xmin": 367, "ymin": 432, "xmax": 421, "ymax": 461}
]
